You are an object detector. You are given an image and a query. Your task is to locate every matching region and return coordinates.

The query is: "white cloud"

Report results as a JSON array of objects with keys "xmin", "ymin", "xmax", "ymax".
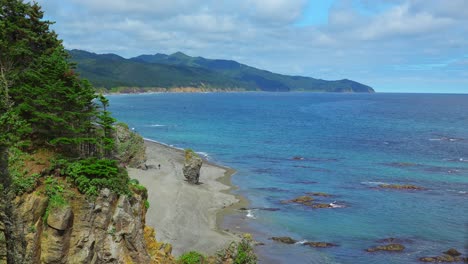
[{"xmin": 34, "ymin": 0, "xmax": 468, "ymax": 92}]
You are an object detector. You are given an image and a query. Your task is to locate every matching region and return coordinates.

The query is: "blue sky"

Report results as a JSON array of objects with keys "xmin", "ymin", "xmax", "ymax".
[{"xmin": 36, "ymin": 0, "xmax": 468, "ymax": 93}]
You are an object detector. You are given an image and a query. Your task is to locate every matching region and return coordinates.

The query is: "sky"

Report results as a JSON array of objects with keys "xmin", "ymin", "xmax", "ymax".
[{"xmin": 35, "ymin": 0, "xmax": 468, "ymax": 93}]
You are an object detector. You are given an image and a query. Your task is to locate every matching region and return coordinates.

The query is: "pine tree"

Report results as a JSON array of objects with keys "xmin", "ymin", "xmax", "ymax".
[{"xmin": 1, "ymin": 0, "xmax": 97, "ymax": 156}]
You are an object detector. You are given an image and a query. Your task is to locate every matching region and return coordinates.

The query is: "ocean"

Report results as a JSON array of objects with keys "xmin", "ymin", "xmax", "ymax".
[{"xmin": 108, "ymin": 92, "xmax": 468, "ymax": 264}]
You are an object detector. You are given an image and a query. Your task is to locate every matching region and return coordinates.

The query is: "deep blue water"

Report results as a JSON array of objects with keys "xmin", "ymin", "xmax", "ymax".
[{"xmin": 108, "ymin": 93, "xmax": 468, "ymax": 264}]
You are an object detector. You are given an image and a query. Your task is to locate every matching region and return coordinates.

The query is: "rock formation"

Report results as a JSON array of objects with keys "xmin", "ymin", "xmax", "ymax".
[
  {"xmin": 0, "ymin": 188, "xmax": 174, "ymax": 264},
  {"xmin": 419, "ymin": 248, "xmax": 467, "ymax": 263},
  {"xmin": 366, "ymin": 243, "xmax": 405, "ymax": 252},
  {"xmin": 183, "ymin": 150, "xmax": 203, "ymax": 184},
  {"xmin": 113, "ymin": 123, "xmax": 147, "ymax": 169},
  {"xmin": 270, "ymin": 237, "xmax": 297, "ymax": 244}
]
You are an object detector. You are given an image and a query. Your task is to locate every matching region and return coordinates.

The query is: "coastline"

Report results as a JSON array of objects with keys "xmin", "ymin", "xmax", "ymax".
[{"xmin": 127, "ymin": 139, "xmax": 248, "ymax": 256}]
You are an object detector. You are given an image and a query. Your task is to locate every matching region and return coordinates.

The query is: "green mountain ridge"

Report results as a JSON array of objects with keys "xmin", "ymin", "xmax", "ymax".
[{"xmin": 69, "ymin": 49, "xmax": 375, "ymax": 93}]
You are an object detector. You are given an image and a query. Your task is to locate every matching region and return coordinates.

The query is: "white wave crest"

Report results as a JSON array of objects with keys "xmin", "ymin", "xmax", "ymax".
[{"xmin": 246, "ymin": 209, "xmax": 257, "ymax": 219}]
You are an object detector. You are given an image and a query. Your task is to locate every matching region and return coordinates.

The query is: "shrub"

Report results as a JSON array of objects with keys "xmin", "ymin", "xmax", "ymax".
[
  {"xmin": 178, "ymin": 251, "xmax": 205, "ymax": 264},
  {"xmin": 9, "ymin": 147, "xmax": 40, "ymax": 195},
  {"xmin": 42, "ymin": 176, "xmax": 69, "ymax": 223},
  {"xmin": 65, "ymin": 158, "xmax": 130, "ymax": 196}
]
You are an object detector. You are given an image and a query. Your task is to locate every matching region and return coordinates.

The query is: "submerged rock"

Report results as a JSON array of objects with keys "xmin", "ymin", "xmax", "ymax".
[
  {"xmin": 366, "ymin": 243, "xmax": 405, "ymax": 252},
  {"xmin": 281, "ymin": 196, "xmax": 314, "ymax": 206},
  {"xmin": 292, "ymin": 156, "xmax": 305, "ymax": 160},
  {"xmin": 378, "ymin": 184, "xmax": 425, "ymax": 190},
  {"xmin": 270, "ymin": 237, "xmax": 297, "ymax": 244},
  {"xmin": 306, "ymin": 192, "xmax": 332, "ymax": 197},
  {"xmin": 304, "ymin": 242, "xmax": 337, "ymax": 248},
  {"xmin": 445, "ymin": 249, "xmax": 462, "ymax": 257},
  {"xmin": 183, "ymin": 149, "xmax": 203, "ymax": 184},
  {"xmin": 311, "ymin": 203, "xmax": 333, "ymax": 209}
]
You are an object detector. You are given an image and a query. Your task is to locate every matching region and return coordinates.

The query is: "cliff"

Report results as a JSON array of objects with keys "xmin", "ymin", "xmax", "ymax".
[
  {"xmin": 0, "ymin": 127, "xmax": 174, "ymax": 264},
  {"xmin": 0, "ymin": 187, "xmax": 173, "ymax": 264}
]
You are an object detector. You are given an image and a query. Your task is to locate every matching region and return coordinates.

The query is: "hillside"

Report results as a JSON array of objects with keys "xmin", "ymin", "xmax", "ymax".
[{"xmin": 69, "ymin": 50, "xmax": 375, "ymax": 93}]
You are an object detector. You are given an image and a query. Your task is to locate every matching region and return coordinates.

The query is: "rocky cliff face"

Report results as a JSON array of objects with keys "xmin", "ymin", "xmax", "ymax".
[
  {"xmin": 113, "ymin": 123, "xmax": 147, "ymax": 170},
  {"xmin": 0, "ymin": 187, "xmax": 174, "ymax": 264}
]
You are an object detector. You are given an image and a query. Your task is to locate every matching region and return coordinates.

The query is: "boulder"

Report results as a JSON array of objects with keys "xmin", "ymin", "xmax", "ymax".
[
  {"xmin": 270, "ymin": 237, "xmax": 297, "ymax": 244},
  {"xmin": 366, "ymin": 243, "xmax": 405, "ymax": 252},
  {"xmin": 183, "ymin": 150, "xmax": 203, "ymax": 184}
]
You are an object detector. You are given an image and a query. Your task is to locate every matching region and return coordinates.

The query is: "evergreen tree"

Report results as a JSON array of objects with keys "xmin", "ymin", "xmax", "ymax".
[{"xmin": 1, "ymin": 0, "xmax": 97, "ymax": 156}]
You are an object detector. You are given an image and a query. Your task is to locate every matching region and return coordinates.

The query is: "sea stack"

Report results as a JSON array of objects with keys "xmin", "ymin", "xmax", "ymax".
[{"xmin": 183, "ymin": 149, "xmax": 203, "ymax": 184}]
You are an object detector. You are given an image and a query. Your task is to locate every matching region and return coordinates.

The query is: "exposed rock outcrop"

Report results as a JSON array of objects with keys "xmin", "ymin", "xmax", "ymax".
[
  {"xmin": 113, "ymin": 123, "xmax": 147, "ymax": 169},
  {"xmin": 419, "ymin": 249, "xmax": 467, "ymax": 263},
  {"xmin": 3, "ymin": 187, "xmax": 173, "ymax": 264},
  {"xmin": 304, "ymin": 242, "xmax": 337, "ymax": 248},
  {"xmin": 270, "ymin": 237, "xmax": 297, "ymax": 244},
  {"xmin": 366, "ymin": 243, "xmax": 405, "ymax": 252},
  {"xmin": 183, "ymin": 150, "xmax": 203, "ymax": 184}
]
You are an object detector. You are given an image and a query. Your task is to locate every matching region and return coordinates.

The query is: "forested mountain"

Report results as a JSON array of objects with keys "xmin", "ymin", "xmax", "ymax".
[{"xmin": 69, "ymin": 50, "xmax": 375, "ymax": 93}]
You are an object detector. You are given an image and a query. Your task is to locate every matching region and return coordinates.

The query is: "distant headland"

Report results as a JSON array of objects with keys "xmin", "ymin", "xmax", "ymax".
[{"xmin": 68, "ymin": 49, "xmax": 375, "ymax": 93}]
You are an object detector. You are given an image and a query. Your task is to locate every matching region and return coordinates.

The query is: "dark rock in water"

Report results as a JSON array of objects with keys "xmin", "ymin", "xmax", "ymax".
[
  {"xmin": 292, "ymin": 180, "xmax": 319, "ymax": 185},
  {"xmin": 183, "ymin": 149, "xmax": 203, "ymax": 184},
  {"xmin": 239, "ymin": 207, "xmax": 280, "ymax": 212},
  {"xmin": 304, "ymin": 242, "xmax": 337, "ymax": 248},
  {"xmin": 270, "ymin": 237, "xmax": 297, "ymax": 244},
  {"xmin": 306, "ymin": 192, "xmax": 332, "ymax": 197},
  {"xmin": 444, "ymin": 249, "xmax": 462, "ymax": 257},
  {"xmin": 385, "ymin": 162, "xmax": 418, "ymax": 167},
  {"xmin": 292, "ymin": 156, "xmax": 305, "ymax": 160},
  {"xmin": 378, "ymin": 184, "xmax": 425, "ymax": 190},
  {"xmin": 311, "ymin": 203, "xmax": 333, "ymax": 209},
  {"xmin": 281, "ymin": 196, "xmax": 314, "ymax": 206},
  {"xmin": 366, "ymin": 243, "xmax": 405, "ymax": 252},
  {"xmin": 419, "ymin": 255, "xmax": 466, "ymax": 262},
  {"xmin": 376, "ymin": 237, "xmax": 413, "ymax": 244}
]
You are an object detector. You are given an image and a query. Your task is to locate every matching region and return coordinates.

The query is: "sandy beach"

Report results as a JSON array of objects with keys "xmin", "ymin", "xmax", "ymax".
[{"xmin": 127, "ymin": 140, "xmax": 242, "ymax": 256}]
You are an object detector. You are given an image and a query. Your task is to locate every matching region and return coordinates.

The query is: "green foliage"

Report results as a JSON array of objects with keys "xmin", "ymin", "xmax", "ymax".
[
  {"xmin": 97, "ymin": 94, "xmax": 116, "ymax": 158},
  {"xmin": 8, "ymin": 147, "xmax": 40, "ymax": 195},
  {"xmin": 234, "ymin": 238, "xmax": 257, "ymax": 264},
  {"xmin": 177, "ymin": 251, "xmax": 205, "ymax": 264},
  {"xmin": 42, "ymin": 176, "xmax": 69, "ymax": 223},
  {"xmin": 144, "ymin": 200, "xmax": 150, "ymax": 209},
  {"xmin": 216, "ymin": 236, "xmax": 257, "ymax": 264},
  {"xmin": 28, "ymin": 225, "xmax": 37, "ymax": 233},
  {"xmin": 184, "ymin": 149, "xmax": 197, "ymax": 160},
  {"xmin": 107, "ymin": 226, "xmax": 116, "ymax": 236},
  {"xmin": 65, "ymin": 158, "xmax": 129, "ymax": 196}
]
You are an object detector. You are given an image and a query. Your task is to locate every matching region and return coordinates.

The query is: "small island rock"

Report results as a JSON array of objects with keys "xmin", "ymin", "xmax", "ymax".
[
  {"xmin": 366, "ymin": 243, "xmax": 405, "ymax": 252},
  {"xmin": 183, "ymin": 149, "xmax": 203, "ymax": 184}
]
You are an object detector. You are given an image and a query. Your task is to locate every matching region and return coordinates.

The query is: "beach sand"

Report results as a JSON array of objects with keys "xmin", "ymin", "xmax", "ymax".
[{"xmin": 127, "ymin": 140, "xmax": 242, "ymax": 256}]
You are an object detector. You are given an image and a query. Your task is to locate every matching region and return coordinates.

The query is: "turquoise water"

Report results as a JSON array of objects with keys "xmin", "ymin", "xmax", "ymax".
[{"xmin": 108, "ymin": 93, "xmax": 468, "ymax": 263}]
